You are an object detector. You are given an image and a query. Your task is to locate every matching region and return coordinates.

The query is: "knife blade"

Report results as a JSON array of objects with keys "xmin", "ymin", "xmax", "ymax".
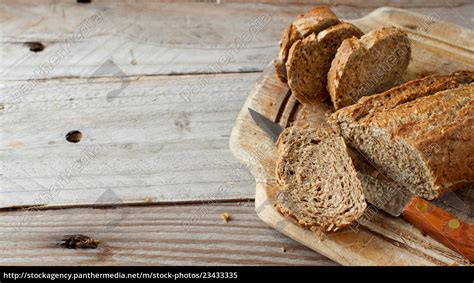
[
  {"xmin": 248, "ymin": 108, "xmax": 283, "ymax": 143},
  {"xmin": 360, "ymin": 176, "xmax": 413, "ymax": 217},
  {"xmin": 248, "ymin": 108, "xmax": 474, "ymax": 261}
]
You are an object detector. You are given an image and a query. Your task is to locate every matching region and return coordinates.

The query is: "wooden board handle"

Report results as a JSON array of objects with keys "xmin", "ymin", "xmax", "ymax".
[{"xmin": 402, "ymin": 196, "xmax": 474, "ymax": 262}]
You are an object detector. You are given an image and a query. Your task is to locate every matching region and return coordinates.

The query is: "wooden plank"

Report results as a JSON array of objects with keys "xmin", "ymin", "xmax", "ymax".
[
  {"xmin": 1, "ymin": 0, "xmax": 472, "ymax": 80},
  {"xmin": 0, "ymin": 73, "xmax": 259, "ymax": 208},
  {"xmin": 0, "ymin": 1, "xmax": 281, "ymax": 79},
  {"xmin": 229, "ymin": 8, "xmax": 473, "ymax": 266},
  {"xmin": 0, "ymin": 2, "xmax": 472, "ymax": 211},
  {"xmin": 221, "ymin": 0, "xmax": 471, "ymax": 6},
  {"xmin": 0, "ymin": 202, "xmax": 337, "ymax": 265}
]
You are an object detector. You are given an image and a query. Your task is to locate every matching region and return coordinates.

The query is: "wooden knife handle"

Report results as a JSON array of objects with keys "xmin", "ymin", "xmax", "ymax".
[{"xmin": 402, "ymin": 196, "xmax": 474, "ymax": 262}]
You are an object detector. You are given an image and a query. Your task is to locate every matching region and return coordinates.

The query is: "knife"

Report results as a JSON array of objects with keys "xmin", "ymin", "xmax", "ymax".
[
  {"xmin": 248, "ymin": 107, "xmax": 474, "ymax": 262},
  {"xmin": 362, "ymin": 176, "xmax": 474, "ymax": 262},
  {"xmin": 248, "ymin": 107, "xmax": 283, "ymax": 143}
]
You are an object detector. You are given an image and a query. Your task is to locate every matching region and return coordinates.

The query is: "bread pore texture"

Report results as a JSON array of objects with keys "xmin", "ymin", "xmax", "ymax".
[
  {"xmin": 328, "ymin": 26, "xmax": 411, "ymax": 109},
  {"xmin": 330, "ymin": 71, "xmax": 474, "ymax": 200},
  {"xmin": 286, "ymin": 22, "xmax": 364, "ymax": 105},
  {"xmin": 275, "ymin": 127, "xmax": 367, "ymax": 234},
  {"xmin": 274, "ymin": 6, "xmax": 340, "ymax": 82}
]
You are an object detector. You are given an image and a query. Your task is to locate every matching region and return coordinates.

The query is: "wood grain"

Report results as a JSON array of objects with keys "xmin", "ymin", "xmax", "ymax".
[
  {"xmin": 229, "ymin": 8, "xmax": 473, "ymax": 266},
  {"xmin": 1, "ymin": 73, "xmax": 259, "ymax": 208},
  {"xmin": 1, "ymin": 0, "xmax": 473, "ymax": 266},
  {"xmin": 1, "ymin": 0, "xmax": 472, "ymax": 80},
  {"xmin": 0, "ymin": 202, "xmax": 337, "ymax": 266}
]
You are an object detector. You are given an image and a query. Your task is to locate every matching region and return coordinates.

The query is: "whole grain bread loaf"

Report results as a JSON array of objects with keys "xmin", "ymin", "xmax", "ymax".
[
  {"xmin": 327, "ymin": 27, "xmax": 411, "ymax": 109},
  {"xmin": 274, "ymin": 7, "xmax": 340, "ymax": 82},
  {"xmin": 286, "ymin": 22, "xmax": 363, "ymax": 105},
  {"xmin": 330, "ymin": 71, "xmax": 474, "ymax": 200},
  {"xmin": 275, "ymin": 126, "xmax": 366, "ymax": 235}
]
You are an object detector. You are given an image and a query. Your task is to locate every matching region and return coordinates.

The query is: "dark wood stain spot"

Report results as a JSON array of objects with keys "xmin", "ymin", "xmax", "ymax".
[
  {"xmin": 66, "ymin": 130, "xmax": 82, "ymax": 143},
  {"xmin": 60, "ymin": 234, "xmax": 99, "ymax": 249},
  {"xmin": 25, "ymin": 42, "xmax": 45, "ymax": 52}
]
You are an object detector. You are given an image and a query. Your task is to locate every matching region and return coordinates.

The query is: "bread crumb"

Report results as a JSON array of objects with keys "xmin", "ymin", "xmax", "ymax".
[{"xmin": 222, "ymin": 212, "xmax": 230, "ymax": 222}]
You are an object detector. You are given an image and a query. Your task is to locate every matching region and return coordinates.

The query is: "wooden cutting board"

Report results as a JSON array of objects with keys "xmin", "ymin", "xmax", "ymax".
[{"xmin": 229, "ymin": 7, "xmax": 474, "ymax": 266}]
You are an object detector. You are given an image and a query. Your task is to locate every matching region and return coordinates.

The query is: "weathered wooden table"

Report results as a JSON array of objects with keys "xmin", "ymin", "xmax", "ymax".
[{"xmin": 1, "ymin": 0, "xmax": 472, "ymax": 265}]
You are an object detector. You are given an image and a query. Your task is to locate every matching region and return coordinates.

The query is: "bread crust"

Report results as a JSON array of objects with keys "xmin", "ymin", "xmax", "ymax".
[
  {"xmin": 286, "ymin": 22, "xmax": 363, "ymax": 105},
  {"xmin": 330, "ymin": 71, "xmax": 474, "ymax": 199},
  {"xmin": 274, "ymin": 6, "xmax": 340, "ymax": 82},
  {"xmin": 328, "ymin": 27, "xmax": 411, "ymax": 109}
]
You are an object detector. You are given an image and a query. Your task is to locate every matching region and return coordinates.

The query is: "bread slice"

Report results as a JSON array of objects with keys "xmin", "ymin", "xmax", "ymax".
[
  {"xmin": 275, "ymin": 127, "xmax": 366, "ymax": 234},
  {"xmin": 330, "ymin": 71, "xmax": 474, "ymax": 200},
  {"xmin": 286, "ymin": 22, "xmax": 363, "ymax": 105},
  {"xmin": 328, "ymin": 27, "xmax": 411, "ymax": 109},
  {"xmin": 348, "ymin": 146, "xmax": 406, "ymax": 205},
  {"xmin": 274, "ymin": 7, "xmax": 340, "ymax": 82}
]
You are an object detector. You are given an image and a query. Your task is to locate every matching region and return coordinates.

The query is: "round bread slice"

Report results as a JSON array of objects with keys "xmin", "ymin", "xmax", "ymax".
[
  {"xmin": 286, "ymin": 22, "xmax": 363, "ymax": 105},
  {"xmin": 328, "ymin": 26, "xmax": 411, "ymax": 110},
  {"xmin": 275, "ymin": 127, "xmax": 367, "ymax": 234},
  {"xmin": 274, "ymin": 6, "xmax": 340, "ymax": 82}
]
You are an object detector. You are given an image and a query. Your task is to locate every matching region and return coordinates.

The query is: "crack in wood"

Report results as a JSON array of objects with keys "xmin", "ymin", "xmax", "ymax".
[{"xmin": 0, "ymin": 198, "xmax": 256, "ymax": 213}]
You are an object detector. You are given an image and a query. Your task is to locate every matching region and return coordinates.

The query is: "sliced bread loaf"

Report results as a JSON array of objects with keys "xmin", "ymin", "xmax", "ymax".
[
  {"xmin": 274, "ymin": 7, "xmax": 340, "ymax": 82},
  {"xmin": 286, "ymin": 22, "xmax": 364, "ymax": 105},
  {"xmin": 275, "ymin": 126, "xmax": 366, "ymax": 234},
  {"xmin": 327, "ymin": 27, "xmax": 411, "ymax": 109},
  {"xmin": 330, "ymin": 71, "xmax": 474, "ymax": 200}
]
